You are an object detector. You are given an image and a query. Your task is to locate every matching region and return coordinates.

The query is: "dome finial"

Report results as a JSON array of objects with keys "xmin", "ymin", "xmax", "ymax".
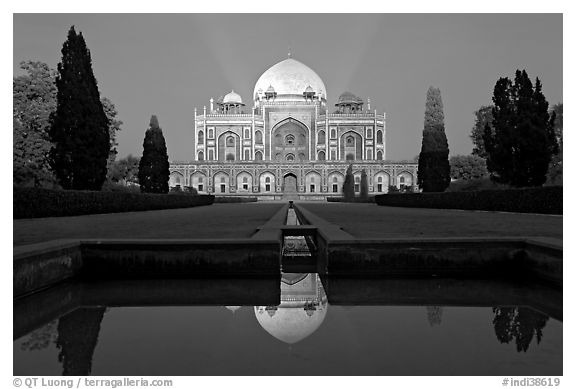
[{"xmin": 288, "ymin": 46, "xmax": 292, "ymax": 58}]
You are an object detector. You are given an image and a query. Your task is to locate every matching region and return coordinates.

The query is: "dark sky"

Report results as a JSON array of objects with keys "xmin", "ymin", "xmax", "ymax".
[{"xmin": 13, "ymin": 13, "xmax": 563, "ymax": 161}]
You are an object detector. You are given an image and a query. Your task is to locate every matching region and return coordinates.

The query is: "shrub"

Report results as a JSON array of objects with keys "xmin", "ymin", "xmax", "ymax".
[
  {"xmin": 214, "ymin": 196, "xmax": 258, "ymax": 203},
  {"xmin": 327, "ymin": 196, "xmax": 375, "ymax": 203},
  {"xmin": 101, "ymin": 181, "xmax": 140, "ymax": 193},
  {"xmin": 375, "ymin": 186, "xmax": 562, "ymax": 214},
  {"xmin": 447, "ymin": 178, "xmax": 510, "ymax": 192},
  {"xmin": 14, "ymin": 187, "xmax": 214, "ymax": 219}
]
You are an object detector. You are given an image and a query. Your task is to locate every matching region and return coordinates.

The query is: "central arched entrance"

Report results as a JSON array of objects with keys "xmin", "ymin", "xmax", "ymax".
[
  {"xmin": 283, "ymin": 173, "xmax": 298, "ymax": 200},
  {"xmin": 271, "ymin": 118, "xmax": 309, "ymax": 162}
]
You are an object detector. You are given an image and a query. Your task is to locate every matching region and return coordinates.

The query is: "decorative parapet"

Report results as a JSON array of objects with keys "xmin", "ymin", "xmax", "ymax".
[
  {"xmin": 196, "ymin": 113, "xmax": 261, "ymax": 120},
  {"xmin": 170, "ymin": 160, "xmax": 417, "ymax": 166},
  {"xmin": 319, "ymin": 112, "xmax": 385, "ymax": 120}
]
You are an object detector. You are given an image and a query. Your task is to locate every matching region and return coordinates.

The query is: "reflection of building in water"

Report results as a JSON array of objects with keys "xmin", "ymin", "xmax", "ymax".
[
  {"xmin": 225, "ymin": 306, "xmax": 241, "ymax": 313},
  {"xmin": 169, "ymin": 56, "xmax": 418, "ymax": 199},
  {"xmin": 255, "ymin": 273, "xmax": 328, "ymax": 344}
]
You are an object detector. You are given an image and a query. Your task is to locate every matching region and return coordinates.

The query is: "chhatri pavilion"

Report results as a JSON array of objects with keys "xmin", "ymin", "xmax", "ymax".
[{"xmin": 168, "ymin": 56, "xmax": 418, "ymax": 199}]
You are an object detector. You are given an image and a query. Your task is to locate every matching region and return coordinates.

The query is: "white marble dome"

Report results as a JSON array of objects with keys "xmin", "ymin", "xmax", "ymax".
[
  {"xmin": 223, "ymin": 90, "xmax": 243, "ymax": 105},
  {"xmin": 253, "ymin": 58, "xmax": 327, "ymax": 102}
]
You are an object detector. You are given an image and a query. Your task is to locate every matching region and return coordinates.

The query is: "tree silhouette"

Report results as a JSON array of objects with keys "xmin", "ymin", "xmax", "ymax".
[
  {"xmin": 48, "ymin": 26, "xmax": 110, "ymax": 190},
  {"xmin": 138, "ymin": 115, "xmax": 170, "ymax": 193},
  {"xmin": 484, "ymin": 70, "xmax": 558, "ymax": 187},
  {"xmin": 492, "ymin": 306, "xmax": 549, "ymax": 352},
  {"xmin": 426, "ymin": 306, "xmax": 444, "ymax": 327},
  {"xmin": 359, "ymin": 169, "xmax": 369, "ymax": 200},
  {"xmin": 417, "ymin": 87, "xmax": 451, "ymax": 192},
  {"xmin": 470, "ymin": 105, "xmax": 494, "ymax": 158},
  {"xmin": 56, "ymin": 308, "xmax": 106, "ymax": 375},
  {"xmin": 342, "ymin": 164, "xmax": 355, "ymax": 201}
]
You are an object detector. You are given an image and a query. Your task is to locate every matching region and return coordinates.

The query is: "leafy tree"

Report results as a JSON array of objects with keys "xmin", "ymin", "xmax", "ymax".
[
  {"xmin": 48, "ymin": 26, "xmax": 110, "ymax": 190},
  {"xmin": 449, "ymin": 154, "xmax": 488, "ymax": 180},
  {"xmin": 417, "ymin": 87, "xmax": 451, "ymax": 192},
  {"xmin": 546, "ymin": 103, "xmax": 562, "ymax": 185},
  {"xmin": 492, "ymin": 307, "xmax": 549, "ymax": 352},
  {"xmin": 138, "ymin": 115, "xmax": 170, "ymax": 193},
  {"xmin": 101, "ymin": 97, "xmax": 123, "ymax": 169},
  {"xmin": 342, "ymin": 164, "xmax": 355, "ymax": 201},
  {"xmin": 14, "ymin": 60, "xmax": 122, "ymax": 188},
  {"xmin": 13, "ymin": 61, "xmax": 58, "ymax": 187},
  {"xmin": 470, "ymin": 106, "xmax": 494, "ymax": 158},
  {"xmin": 483, "ymin": 70, "xmax": 558, "ymax": 187},
  {"xmin": 108, "ymin": 154, "xmax": 139, "ymax": 185},
  {"xmin": 360, "ymin": 169, "xmax": 368, "ymax": 200}
]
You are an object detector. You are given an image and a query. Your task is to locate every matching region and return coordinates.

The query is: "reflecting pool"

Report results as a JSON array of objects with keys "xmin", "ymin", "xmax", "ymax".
[{"xmin": 14, "ymin": 274, "xmax": 562, "ymax": 376}]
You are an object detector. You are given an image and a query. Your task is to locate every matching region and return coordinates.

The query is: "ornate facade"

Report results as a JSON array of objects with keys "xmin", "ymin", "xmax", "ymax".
[{"xmin": 169, "ymin": 57, "xmax": 418, "ymax": 199}]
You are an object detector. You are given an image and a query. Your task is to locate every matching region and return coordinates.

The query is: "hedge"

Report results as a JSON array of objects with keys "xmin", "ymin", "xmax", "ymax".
[
  {"xmin": 374, "ymin": 186, "xmax": 562, "ymax": 215},
  {"xmin": 214, "ymin": 196, "xmax": 258, "ymax": 203},
  {"xmin": 14, "ymin": 187, "xmax": 215, "ymax": 219},
  {"xmin": 327, "ymin": 196, "xmax": 376, "ymax": 203}
]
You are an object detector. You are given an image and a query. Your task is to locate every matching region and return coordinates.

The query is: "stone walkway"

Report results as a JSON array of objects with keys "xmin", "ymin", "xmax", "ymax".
[
  {"xmin": 297, "ymin": 202, "xmax": 562, "ymax": 242},
  {"xmin": 13, "ymin": 203, "xmax": 284, "ymax": 246}
]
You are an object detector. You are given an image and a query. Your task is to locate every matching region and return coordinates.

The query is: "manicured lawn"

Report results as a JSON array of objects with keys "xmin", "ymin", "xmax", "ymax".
[
  {"xmin": 14, "ymin": 201, "xmax": 563, "ymax": 247},
  {"xmin": 13, "ymin": 203, "xmax": 284, "ymax": 246},
  {"xmin": 298, "ymin": 202, "xmax": 562, "ymax": 242}
]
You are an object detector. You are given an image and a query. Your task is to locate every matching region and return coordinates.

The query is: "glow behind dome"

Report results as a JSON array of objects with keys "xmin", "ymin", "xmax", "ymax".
[{"xmin": 253, "ymin": 58, "xmax": 327, "ymax": 101}]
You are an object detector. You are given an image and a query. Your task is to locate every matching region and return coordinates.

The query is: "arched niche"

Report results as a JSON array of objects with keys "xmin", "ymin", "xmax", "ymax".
[{"xmin": 271, "ymin": 118, "xmax": 309, "ymax": 162}]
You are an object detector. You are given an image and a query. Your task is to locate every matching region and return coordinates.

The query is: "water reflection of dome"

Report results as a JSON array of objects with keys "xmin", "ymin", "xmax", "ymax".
[
  {"xmin": 254, "ymin": 273, "xmax": 328, "ymax": 344},
  {"xmin": 225, "ymin": 306, "xmax": 241, "ymax": 313}
]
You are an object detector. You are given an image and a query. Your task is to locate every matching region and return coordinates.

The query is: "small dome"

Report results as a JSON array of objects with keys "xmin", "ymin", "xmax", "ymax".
[
  {"xmin": 337, "ymin": 91, "xmax": 363, "ymax": 105},
  {"xmin": 266, "ymin": 85, "xmax": 276, "ymax": 93},
  {"xmin": 304, "ymin": 85, "xmax": 315, "ymax": 93},
  {"xmin": 223, "ymin": 90, "xmax": 244, "ymax": 105}
]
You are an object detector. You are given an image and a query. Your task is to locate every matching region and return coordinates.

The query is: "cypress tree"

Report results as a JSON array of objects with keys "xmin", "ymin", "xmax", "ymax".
[
  {"xmin": 360, "ymin": 169, "xmax": 368, "ymax": 200},
  {"xmin": 417, "ymin": 87, "xmax": 451, "ymax": 192},
  {"xmin": 342, "ymin": 164, "xmax": 355, "ymax": 201},
  {"xmin": 483, "ymin": 70, "xmax": 558, "ymax": 187},
  {"xmin": 48, "ymin": 26, "xmax": 110, "ymax": 190},
  {"xmin": 138, "ymin": 115, "xmax": 170, "ymax": 193}
]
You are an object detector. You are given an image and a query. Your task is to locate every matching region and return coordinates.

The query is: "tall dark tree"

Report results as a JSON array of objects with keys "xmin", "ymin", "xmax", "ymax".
[
  {"xmin": 483, "ymin": 70, "xmax": 558, "ymax": 187},
  {"xmin": 359, "ymin": 169, "xmax": 368, "ymax": 200},
  {"xmin": 13, "ymin": 61, "xmax": 58, "ymax": 187},
  {"xmin": 48, "ymin": 26, "xmax": 110, "ymax": 190},
  {"xmin": 56, "ymin": 308, "xmax": 106, "ymax": 375},
  {"xmin": 417, "ymin": 87, "xmax": 451, "ymax": 192},
  {"xmin": 342, "ymin": 164, "xmax": 355, "ymax": 201},
  {"xmin": 470, "ymin": 105, "xmax": 494, "ymax": 158},
  {"xmin": 138, "ymin": 115, "xmax": 170, "ymax": 193}
]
